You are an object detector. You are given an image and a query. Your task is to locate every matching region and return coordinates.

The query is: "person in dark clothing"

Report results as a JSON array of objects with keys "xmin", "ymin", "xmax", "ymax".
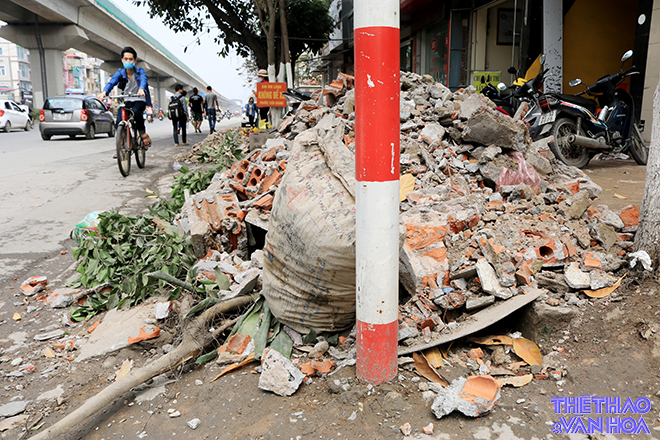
[
  {"xmin": 189, "ymin": 87, "xmax": 204, "ymax": 133},
  {"xmin": 171, "ymin": 84, "xmax": 189, "ymax": 146},
  {"xmin": 256, "ymin": 69, "xmax": 269, "ymax": 123}
]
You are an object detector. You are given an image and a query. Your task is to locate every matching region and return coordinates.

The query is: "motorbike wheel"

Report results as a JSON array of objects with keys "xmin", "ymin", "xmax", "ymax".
[
  {"xmin": 134, "ymin": 134, "xmax": 146, "ymax": 169},
  {"xmin": 549, "ymin": 118, "xmax": 592, "ymax": 169},
  {"xmin": 116, "ymin": 124, "xmax": 131, "ymax": 177},
  {"xmin": 629, "ymin": 123, "xmax": 648, "ymax": 165}
]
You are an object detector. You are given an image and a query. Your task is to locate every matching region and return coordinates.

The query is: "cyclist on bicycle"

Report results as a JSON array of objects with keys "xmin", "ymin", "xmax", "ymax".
[{"xmin": 97, "ymin": 46, "xmax": 152, "ymax": 147}]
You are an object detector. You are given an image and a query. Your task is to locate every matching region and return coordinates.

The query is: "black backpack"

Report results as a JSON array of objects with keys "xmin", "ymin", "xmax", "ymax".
[{"xmin": 168, "ymin": 95, "xmax": 184, "ymax": 120}]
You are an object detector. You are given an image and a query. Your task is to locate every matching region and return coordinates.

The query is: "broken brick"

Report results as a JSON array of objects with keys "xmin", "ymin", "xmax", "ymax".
[
  {"xmin": 617, "ymin": 205, "xmax": 640, "ymax": 228},
  {"xmin": 87, "ymin": 321, "xmax": 100, "ymax": 334},
  {"xmin": 219, "ymin": 334, "xmax": 252, "ymax": 355},
  {"xmin": 300, "ymin": 359, "xmax": 336, "ymax": 376},
  {"xmin": 468, "ymin": 347, "xmax": 484, "ymax": 359},
  {"xmin": 564, "ymin": 181, "xmax": 580, "ymax": 194},
  {"xmin": 582, "ymin": 253, "xmax": 602, "ymax": 270},
  {"xmin": 127, "ymin": 327, "xmax": 161, "ymax": 344},
  {"xmin": 420, "ymin": 315, "xmax": 444, "ymax": 331}
]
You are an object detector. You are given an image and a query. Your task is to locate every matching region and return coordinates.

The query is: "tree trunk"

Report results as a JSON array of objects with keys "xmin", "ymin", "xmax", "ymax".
[
  {"xmin": 28, "ymin": 296, "xmax": 253, "ymax": 440},
  {"xmin": 634, "ymin": 79, "xmax": 660, "ymax": 267},
  {"xmin": 279, "ymin": 0, "xmax": 293, "ymax": 88}
]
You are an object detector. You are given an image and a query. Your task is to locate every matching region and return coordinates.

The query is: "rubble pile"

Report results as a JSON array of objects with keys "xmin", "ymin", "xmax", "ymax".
[
  {"xmin": 174, "ymin": 138, "xmax": 289, "ymax": 259},
  {"xmin": 171, "ymin": 128, "xmax": 249, "ymax": 165},
  {"xmin": 175, "ymin": 70, "xmax": 640, "ymax": 350}
]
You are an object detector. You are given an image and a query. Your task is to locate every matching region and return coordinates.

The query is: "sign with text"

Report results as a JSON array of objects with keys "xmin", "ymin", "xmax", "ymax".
[
  {"xmin": 472, "ymin": 71, "xmax": 502, "ymax": 93},
  {"xmin": 257, "ymin": 82, "xmax": 287, "ymax": 107}
]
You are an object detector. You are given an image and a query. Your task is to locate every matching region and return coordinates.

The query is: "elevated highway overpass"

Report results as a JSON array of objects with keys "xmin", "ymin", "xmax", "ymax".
[{"xmin": 0, "ymin": 0, "xmax": 238, "ymax": 110}]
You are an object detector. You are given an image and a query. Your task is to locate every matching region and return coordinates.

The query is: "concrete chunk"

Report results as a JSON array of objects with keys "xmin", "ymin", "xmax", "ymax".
[
  {"xmin": 258, "ymin": 349, "xmax": 305, "ymax": 397},
  {"xmin": 593, "ymin": 222, "xmax": 618, "ymax": 251},
  {"xmin": 0, "ymin": 401, "xmax": 28, "ymax": 417},
  {"xmin": 559, "ymin": 190, "xmax": 591, "ymax": 220},
  {"xmin": 432, "ymin": 376, "xmax": 501, "ymax": 419},
  {"xmin": 465, "ymin": 295, "xmax": 495, "ymax": 311},
  {"xmin": 564, "ymin": 262, "xmax": 591, "ymax": 290},
  {"xmin": 419, "ymin": 122, "xmax": 445, "ymax": 145},
  {"xmin": 461, "ymin": 107, "xmax": 529, "ymax": 151},
  {"xmin": 47, "ymin": 287, "xmax": 79, "ymax": 309},
  {"xmin": 458, "ymin": 94, "xmax": 487, "ymax": 120},
  {"xmin": 475, "ymin": 259, "xmax": 512, "ymax": 299}
]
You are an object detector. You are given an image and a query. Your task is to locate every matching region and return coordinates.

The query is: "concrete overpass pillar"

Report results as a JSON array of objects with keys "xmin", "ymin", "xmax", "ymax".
[
  {"xmin": 152, "ymin": 76, "xmax": 176, "ymax": 111},
  {"xmin": 0, "ymin": 24, "xmax": 89, "ymax": 107},
  {"xmin": 31, "ymin": 49, "xmax": 69, "ymax": 107}
]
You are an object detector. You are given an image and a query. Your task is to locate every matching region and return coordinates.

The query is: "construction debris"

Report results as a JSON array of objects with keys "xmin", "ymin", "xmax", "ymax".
[
  {"xmin": 431, "ymin": 375, "xmax": 502, "ymax": 418},
  {"xmin": 174, "ymin": 69, "xmax": 641, "ymax": 354}
]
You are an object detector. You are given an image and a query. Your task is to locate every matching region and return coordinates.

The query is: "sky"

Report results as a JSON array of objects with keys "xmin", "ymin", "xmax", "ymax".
[{"xmin": 115, "ymin": 0, "xmax": 252, "ymax": 104}]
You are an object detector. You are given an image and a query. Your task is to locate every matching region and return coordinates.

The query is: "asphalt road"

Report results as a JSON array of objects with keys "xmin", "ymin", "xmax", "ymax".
[{"xmin": 0, "ymin": 117, "xmax": 239, "ymax": 283}]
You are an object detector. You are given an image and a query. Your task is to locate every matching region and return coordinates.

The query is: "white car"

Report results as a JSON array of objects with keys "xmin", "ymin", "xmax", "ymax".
[{"xmin": 0, "ymin": 99, "xmax": 32, "ymax": 132}]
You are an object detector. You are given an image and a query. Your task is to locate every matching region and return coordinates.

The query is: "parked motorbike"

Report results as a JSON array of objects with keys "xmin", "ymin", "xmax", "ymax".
[
  {"xmin": 533, "ymin": 50, "xmax": 647, "ymax": 168},
  {"xmin": 480, "ymin": 67, "xmax": 520, "ymax": 116},
  {"xmin": 158, "ymin": 110, "xmax": 164, "ymax": 121}
]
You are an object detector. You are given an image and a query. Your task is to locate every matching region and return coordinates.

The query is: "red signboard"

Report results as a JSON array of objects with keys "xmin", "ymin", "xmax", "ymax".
[
  {"xmin": 257, "ymin": 82, "xmax": 287, "ymax": 107},
  {"xmin": 430, "ymin": 38, "xmax": 438, "ymax": 51}
]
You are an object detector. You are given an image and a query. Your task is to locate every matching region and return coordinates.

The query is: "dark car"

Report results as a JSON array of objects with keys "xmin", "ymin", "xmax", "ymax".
[{"xmin": 39, "ymin": 95, "xmax": 115, "ymax": 140}]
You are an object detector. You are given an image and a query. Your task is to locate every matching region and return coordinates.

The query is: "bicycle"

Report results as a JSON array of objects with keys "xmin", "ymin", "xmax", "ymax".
[{"xmin": 115, "ymin": 95, "xmax": 148, "ymax": 177}]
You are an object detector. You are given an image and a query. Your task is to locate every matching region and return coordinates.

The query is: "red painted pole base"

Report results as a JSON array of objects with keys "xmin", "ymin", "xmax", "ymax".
[{"xmin": 356, "ymin": 319, "xmax": 398, "ymax": 384}]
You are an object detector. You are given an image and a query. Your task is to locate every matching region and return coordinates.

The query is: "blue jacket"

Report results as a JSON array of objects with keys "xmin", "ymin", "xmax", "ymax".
[
  {"xmin": 245, "ymin": 102, "xmax": 258, "ymax": 117},
  {"xmin": 104, "ymin": 66, "xmax": 152, "ymax": 107}
]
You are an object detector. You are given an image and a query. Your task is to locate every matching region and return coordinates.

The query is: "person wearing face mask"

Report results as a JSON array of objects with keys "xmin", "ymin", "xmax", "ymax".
[{"xmin": 98, "ymin": 46, "xmax": 152, "ymax": 148}]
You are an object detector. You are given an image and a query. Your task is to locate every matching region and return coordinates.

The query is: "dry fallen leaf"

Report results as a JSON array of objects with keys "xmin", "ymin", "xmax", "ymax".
[
  {"xmin": 614, "ymin": 193, "xmax": 628, "ymax": 199},
  {"xmin": 497, "ymin": 373, "xmax": 533, "ymax": 387},
  {"xmin": 509, "ymin": 361, "xmax": 528, "ymax": 370},
  {"xmin": 44, "ymin": 347, "xmax": 55, "ymax": 358},
  {"xmin": 12, "ymin": 312, "xmax": 21, "ymax": 321},
  {"xmin": 512, "ymin": 337, "xmax": 543, "ymax": 366},
  {"xmin": 422, "ymin": 347, "xmax": 444, "ymax": 370},
  {"xmin": 413, "ymin": 352, "xmax": 448, "ymax": 386},
  {"xmin": 468, "ymin": 335, "xmax": 514, "ymax": 346},
  {"xmin": 115, "ymin": 359, "xmax": 133, "ymax": 381},
  {"xmin": 399, "ymin": 174, "xmax": 415, "ymax": 202},
  {"xmin": 583, "ymin": 276, "xmax": 625, "ymax": 298},
  {"xmin": 211, "ymin": 353, "xmax": 257, "ymax": 382}
]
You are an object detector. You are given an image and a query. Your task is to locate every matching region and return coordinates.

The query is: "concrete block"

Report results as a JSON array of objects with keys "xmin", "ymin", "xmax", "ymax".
[
  {"xmin": 432, "ymin": 376, "xmax": 501, "ymax": 419},
  {"xmin": 564, "ymin": 262, "xmax": 590, "ymax": 289},
  {"xmin": 461, "ymin": 107, "xmax": 529, "ymax": 151},
  {"xmin": 258, "ymin": 349, "xmax": 305, "ymax": 396},
  {"xmin": 476, "ymin": 258, "xmax": 512, "ymax": 299}
]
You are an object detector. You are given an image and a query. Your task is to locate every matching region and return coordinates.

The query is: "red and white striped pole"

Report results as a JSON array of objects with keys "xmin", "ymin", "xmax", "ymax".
[{"xmin": 354, "ymin": 0, "xmax": 400, "ymax": 385}]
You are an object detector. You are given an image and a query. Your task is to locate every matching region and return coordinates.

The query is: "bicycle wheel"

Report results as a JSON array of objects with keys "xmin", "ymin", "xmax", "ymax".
[
  {"xmin": 134, "ymin": 132, "xmax": 146, "ymax": 169},
  {"xmin": 116, "ymin": 124, "xmax": 131, "ymax": 177}
]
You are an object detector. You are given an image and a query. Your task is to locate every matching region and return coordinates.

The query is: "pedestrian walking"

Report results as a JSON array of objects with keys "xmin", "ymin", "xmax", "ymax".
[
  {"xmin": 245, "ymin": 97, "xmax": 258, "ymax": 127},
  {"xmin": 189, "ymin": 87, "xmax": 204, "ymax": 134},
  {"xmin": 204, "ymin": 86, "xmax": 220, "ymax": 134},
  {"xmin": 256, "ymin": 69, "xmax": 270, "ymax": 124},
  {"xmin": 169, "ymin": 84, "xmax": 189, "ymax": 146}
]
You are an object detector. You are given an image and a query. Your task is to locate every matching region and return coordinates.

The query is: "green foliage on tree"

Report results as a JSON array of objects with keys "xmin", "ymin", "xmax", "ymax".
[{"xmin": 133, "ymin": 0, "xmax": 335, "ymax": 72}]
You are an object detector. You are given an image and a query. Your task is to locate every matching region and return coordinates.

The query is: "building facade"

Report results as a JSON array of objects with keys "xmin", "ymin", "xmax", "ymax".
[
  {"xmin": 64, "ymin": 49, "xmax": 108, "ymax": 95},
  {"xmin": 0, "ymin": 37, "xmax": 33, "ymax": 105},
  {"xmin": 324, "ymin": 0, "xmax": 655, "ymax": 141}
]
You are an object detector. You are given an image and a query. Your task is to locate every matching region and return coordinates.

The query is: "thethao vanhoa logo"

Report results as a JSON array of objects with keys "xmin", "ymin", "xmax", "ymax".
[{"xmin": 551, "ymin": 396, "xmax": 651, "ymax": 434}]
